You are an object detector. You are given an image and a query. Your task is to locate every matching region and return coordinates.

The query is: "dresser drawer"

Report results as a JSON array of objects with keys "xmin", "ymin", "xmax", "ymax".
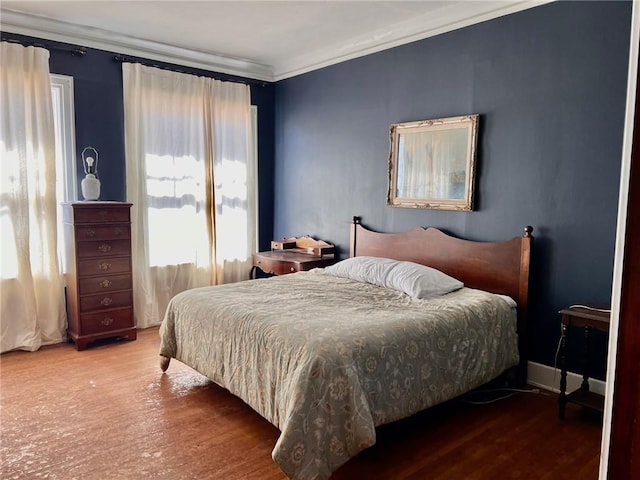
[
  {"xmin": 72, "ymin": 206, "xmax": 131, "ymax": 224},
  {"xmin": 77, "ymin": 239, "xmax": 131, "ymax": 258},
  {"xmin": 80, "ymin": 307, "xmax": 134, "ymax": 335},
  {"xmin": 79, "ymin": 274, "xmax": 132, "ymax": 295},
  {"xmin": 78, "ymin": 256, "xmax": 131, "ymax": 276},
  {"xmin": 79, "ymin": 290, "xmax": 133, "ymax": 313},
  {"xmin": 75, "ymin": 225, "xmax": 130, "ymax": 241}
]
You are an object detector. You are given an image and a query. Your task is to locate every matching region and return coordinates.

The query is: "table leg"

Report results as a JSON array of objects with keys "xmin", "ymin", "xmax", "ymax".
[
  {"xmin": 581, "ymin": 326, "xmax": 591, "ymax": 391},
  {"xmin": 558, "ymin": 321, "xmax": 569, "ymax": 419}
]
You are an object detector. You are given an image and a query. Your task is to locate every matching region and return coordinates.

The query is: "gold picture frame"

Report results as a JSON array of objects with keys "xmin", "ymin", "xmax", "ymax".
[{"xmin": 387, "ymin": 114, "xmax": 479, "ymax": 211}]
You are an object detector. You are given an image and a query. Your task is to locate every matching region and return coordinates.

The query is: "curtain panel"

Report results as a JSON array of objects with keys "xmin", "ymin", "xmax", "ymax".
[
  {"xmin": 210, "ymin": 80, "xmax": 257, "ymax": 285},
  {"xmin": 0, "ymin": 42, "xmax": 67, "ymax": 352},
  {"xmin": 123, "ymin": 64, "xmax": 256, "ymax": 328}
]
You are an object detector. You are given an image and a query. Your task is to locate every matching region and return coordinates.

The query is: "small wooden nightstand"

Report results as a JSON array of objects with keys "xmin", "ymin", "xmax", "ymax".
[
  {"xmin": 251, "ymin": 251, "xmax": 335, "ymax": 278},
  {"xmin": 558, "ymin": 306, "xmax": 610, "ymax": 419}
]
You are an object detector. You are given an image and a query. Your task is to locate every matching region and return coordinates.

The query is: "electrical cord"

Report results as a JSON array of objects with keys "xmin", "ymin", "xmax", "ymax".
[
  {"xmin": 462, "ymin": 392, "xmax": 516, "ymax": 405},
  {"xmin": 459, "ymin": 386, "xmax": 541, "ymax": 405},
  {"xmin": 553, "ymin": 322, "xmax": 563, "ymax": 390},
  {"xmin": 474, "ymin": 387, "xmax": 541, "ymax": 394}
]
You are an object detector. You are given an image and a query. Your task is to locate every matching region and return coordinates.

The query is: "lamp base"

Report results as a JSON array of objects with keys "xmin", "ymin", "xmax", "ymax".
[{"xmin": 81, "ymin": 174, "xmax": 101, "ymax": 201}]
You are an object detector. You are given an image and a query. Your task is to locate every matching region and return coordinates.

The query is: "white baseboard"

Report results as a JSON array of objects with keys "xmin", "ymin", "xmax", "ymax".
[{"xmin": 527, "ymin": 361, "xmax": 606, "ymax": 396}]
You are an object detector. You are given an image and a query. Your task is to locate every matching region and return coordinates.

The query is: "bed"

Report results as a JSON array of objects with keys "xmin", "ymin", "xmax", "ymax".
[{"xmin": 159, "ymin": 217, "xmax": 533, "ymax": 480}]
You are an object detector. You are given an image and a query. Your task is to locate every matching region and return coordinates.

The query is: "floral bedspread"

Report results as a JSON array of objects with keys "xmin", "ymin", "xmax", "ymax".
[{"xmin": 159, "ymin": 270, "xmax": 518, "ymax": 479}]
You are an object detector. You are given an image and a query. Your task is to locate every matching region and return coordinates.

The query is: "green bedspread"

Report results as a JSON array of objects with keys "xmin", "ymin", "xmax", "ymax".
[{"xmin": 159, "ymin": 269, "xmax": 518, "ymax": 479}]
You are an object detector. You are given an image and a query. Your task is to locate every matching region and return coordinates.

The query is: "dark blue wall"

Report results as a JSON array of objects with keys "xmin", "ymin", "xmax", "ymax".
[
  {"xmin": 3, "ymin": 0, "xmax": 630, "ymax": 377},
  {"xmin": 274, "ymin": 1, "xmax": 632, "ymax": 377},
  {"xmin": 0, "ymin": 32, "xmax": 276, "ymax": 249}
]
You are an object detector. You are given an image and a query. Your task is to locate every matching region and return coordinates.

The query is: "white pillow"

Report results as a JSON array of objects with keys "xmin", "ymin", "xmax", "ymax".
[{"xmin": 324, "ymin": 256, "xmax": 463, "ymax": 299}]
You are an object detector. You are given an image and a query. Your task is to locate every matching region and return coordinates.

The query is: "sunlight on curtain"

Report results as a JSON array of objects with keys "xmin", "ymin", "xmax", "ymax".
[
  {"xmin": 123, "ymin": 64, "xmax": 255, "ymax": 328},
  {"xmin": 145, "ymin": 153, "xmax": 209, "ymax": 267},
  {"xmin": 210, "ymin": 80, "xmax": 256, "ymax": 284},
  {"xmin": 215, "ymin": 158, "xmax": 249, "ymax": 261},
  {"xmin": 123, "ymin": 64, "xmax": 211, "ymax": 328},
  {"xmin": 0, "ymin": 42, "xmax": 66, "ymax": 352}
]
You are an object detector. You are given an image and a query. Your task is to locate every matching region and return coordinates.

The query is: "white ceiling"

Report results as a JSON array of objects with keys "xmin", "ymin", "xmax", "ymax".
[{"xmin": 0, "ymin": 1, "xmax": 549, "ymax": 81}]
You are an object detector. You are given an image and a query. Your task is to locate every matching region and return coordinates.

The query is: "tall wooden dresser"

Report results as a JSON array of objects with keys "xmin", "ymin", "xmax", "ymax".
[{"xmin": 62, "ymin": 202, "xmax": 136, "ymax": 350}]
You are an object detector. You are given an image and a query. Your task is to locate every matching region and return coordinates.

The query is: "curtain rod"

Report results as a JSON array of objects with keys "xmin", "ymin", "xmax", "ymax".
[
  {"xmin": 1, "ymin": 37, "xmax": 87, "ymax": 56},
  {"xmin": 113, "ymin": 54, "xmax": 267, "ymax": 88}
]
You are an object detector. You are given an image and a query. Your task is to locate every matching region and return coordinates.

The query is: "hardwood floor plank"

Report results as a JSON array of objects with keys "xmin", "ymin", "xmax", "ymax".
[{"xmin": 0, "ymin": 327, "xmax": 602, "ymax": 479}]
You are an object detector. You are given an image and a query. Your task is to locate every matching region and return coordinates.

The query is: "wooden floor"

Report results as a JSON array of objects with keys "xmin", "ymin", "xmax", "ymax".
[{"xmin": 1, "ymin": 327, "xmax": 603, "ymax": 480}]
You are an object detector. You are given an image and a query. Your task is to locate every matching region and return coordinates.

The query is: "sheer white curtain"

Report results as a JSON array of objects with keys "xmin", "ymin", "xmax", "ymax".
[
  {"xmin": 123, "ymin": 64, "xmax": 255, "ymax": 328},
  {"xmin": 210, "ymin": 80, "xmax": 256, "ymax": 284},
  {"xmin": 0, "ymin": 42, "xmax": 66, "ymax": 352}
]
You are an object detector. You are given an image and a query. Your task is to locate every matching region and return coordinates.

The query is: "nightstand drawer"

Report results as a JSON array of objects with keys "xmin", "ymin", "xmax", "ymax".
[
  {"xmin": 254, "ymin": 257, "xmax": 299, "ymax": 275},
  {"xmin": 252, "ymin": 251, "xmax": 335, "ymax": 278},
  {"xmin": 79, "ymin": 274, "xmax": 132, "ymax": 295},
  {"xmin": 78, "ymin": 256, "xmax": 131, "ymax": 276},
  {"xmin": 80, "ymin": 308, "xmax": 134, "ymax": 335},
  {"xmin": 77, "ymin": 239, "xmax": 131, "ymax": 258},
  {"xmin": 80, "ymin": 290, "xmax": 133, "ymax": 313},
  {"xmin": 75, "ymin": 225, "xmax": 130, "ymax": 241}
]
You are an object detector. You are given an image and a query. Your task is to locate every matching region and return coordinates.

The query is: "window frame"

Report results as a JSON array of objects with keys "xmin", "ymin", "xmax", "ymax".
[
  {"xmin": 51, "ymin": 73, "xmax": 77, "ymax": 203},
  {"xmin": 51, "ymin": 74, "xmax": 77, "ymax": 273}
]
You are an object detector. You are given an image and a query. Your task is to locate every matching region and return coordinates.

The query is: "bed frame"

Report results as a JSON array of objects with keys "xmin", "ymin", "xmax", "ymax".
[
  {"xmin": 157, "ymin": 218, "xmax": 534, "ymax": 477},
  {"xmin": 349, "ymin": 216, "xmax": 533, "ymax": 382}
]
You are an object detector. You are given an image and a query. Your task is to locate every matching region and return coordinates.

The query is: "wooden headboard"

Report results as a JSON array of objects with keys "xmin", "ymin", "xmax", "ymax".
[{"xmin": 349, "ymin": 216, "xmax": 533, "ymax": 382}]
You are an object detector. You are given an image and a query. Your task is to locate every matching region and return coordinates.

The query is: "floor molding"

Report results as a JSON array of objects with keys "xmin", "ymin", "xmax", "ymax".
[{"xmin": 527, "ymin": 361, "xmax": 606, "ymax": 396}]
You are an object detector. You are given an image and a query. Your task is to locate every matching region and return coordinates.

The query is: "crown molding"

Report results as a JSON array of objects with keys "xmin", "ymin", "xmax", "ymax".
[
  {"xmin": 1, "ymin": 2, "xmax": 552, "ymax": 83},
  {"xmin": 273, "ymin": 0, "xmax": 553, "ymax": 80},
  {"xmin": 0, "ymin": 10, "xmax": 274, "ymax": 82}
]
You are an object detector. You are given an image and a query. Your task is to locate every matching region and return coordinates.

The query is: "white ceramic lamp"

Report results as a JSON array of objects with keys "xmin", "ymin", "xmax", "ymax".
[{"xmin": 80, "ymin": 146, "xmax": 101, "ymax": 201}]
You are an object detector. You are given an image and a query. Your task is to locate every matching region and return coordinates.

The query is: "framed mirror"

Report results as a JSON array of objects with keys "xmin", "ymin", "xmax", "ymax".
[{"xmin": 387, "ymin": 114, "xmax": 479, "ymax": 210}]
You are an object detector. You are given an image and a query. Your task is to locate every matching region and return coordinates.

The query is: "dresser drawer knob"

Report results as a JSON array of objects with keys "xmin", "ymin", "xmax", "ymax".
[
  {"xmin": 100, "ymin": 297, "xmax": 113, "ymax": 306},
  {"xmin": 114, "ymin": 228, "xmax": 123, "ymax": 236},
  {"xmin": 100, "ymin": 279, "xmax": 112, "ymax": 288},
  {"xmin": 85, "ymin": 229, "xmax": 95, "ymax": 238},
  {"xmin": 98, "ymin": 210, "xmax": 108, "ymax": 217},
  {"xmin": 101, "ymin": 317, "xmax": 114, "ymax": 326},
  {"xmin": 98, "ymin": 243, "xmax": 112, "ymax": 253},
  {"xmin": 99, "ymin": 262, "xmax": 112, "ymax": 271},
  {"xmin": 290, "ymin": 267, "xmax": 295, "ymax": 272}
]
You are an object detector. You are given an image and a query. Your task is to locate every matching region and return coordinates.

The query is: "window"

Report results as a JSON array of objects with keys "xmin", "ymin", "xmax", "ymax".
[
  {"xmin": 144, "ymin": 105, "xmax": 259, "ymax": 267},
  {"xmin": 145, "ymin": 151, "xmax": 209, "ymax": 266},
  {"xmin": 51, "ymin": 74, "xmax": 77, "ymax": 270},
  {"xmin": 0, "ymin": 74, "xmax": 76, "ymax": 278}
]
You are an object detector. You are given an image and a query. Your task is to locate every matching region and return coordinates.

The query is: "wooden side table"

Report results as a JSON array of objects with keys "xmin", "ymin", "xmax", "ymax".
[
  {"xmin": 251, "ymin": 251, "xmax": 335, "ymax": 278},
  {"xmin": 558, "ymin": 306, "xmax": 610, "ymax": 419}
]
